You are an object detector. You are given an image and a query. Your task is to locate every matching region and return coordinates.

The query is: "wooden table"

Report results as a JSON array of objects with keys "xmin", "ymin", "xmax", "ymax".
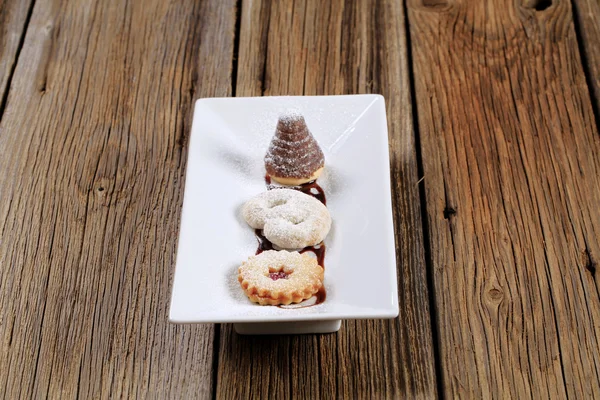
[{"xmin": 1, "ymin": 0, "xmax": 599, "ymax": 398}]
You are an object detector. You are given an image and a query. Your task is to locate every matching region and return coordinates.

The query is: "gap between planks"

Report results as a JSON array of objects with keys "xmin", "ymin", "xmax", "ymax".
[
  {"xmin": 571, "ymin": 0, "xmax": 600, "ymax": 132},
  {"xmin": 401, "ymin": 0, "xmax": 445, "ymax": 398},
  {"xmin": 0, "ymin": 0, "xmax": 36, "ymax": 122}
]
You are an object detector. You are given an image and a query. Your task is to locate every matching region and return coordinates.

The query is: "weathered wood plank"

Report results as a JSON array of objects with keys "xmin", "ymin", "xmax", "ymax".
[
  {"xmin": 0, "ymin": 0, "xmax": 235, "ymax": 397},
  {"xmin": 407, "ymin": 0, "xmax": 600, "ymax": 397},
  {"xmin": 216, "ymin": 0, "xmax": 438, "ymax": 398},
  {"xmin": 0, "ymin": 0, "xmax": 34, "ymax": 107},
  {"xmin": 572, "ymin": 0, "xmax": 600, "ymax": 116}
]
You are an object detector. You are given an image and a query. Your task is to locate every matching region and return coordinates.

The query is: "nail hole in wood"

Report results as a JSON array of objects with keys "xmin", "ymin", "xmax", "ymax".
[
  {"xmin": 443, "ymin": 207, "xmax": 456, "ymax": 219},
  {"xmin": 587, "ymin": 262, "xmax": 597, "ymax": 277},
  {"xmin": 527, "ymin": 0, "xmax": 552, "ymax": 11},
  {"xmin": 585, "ymin": 248, "xmax": 596, "ymax": 277},
  {"xmin": 97, "ymin": 187, "xmax": 104, "ymax": 192}
]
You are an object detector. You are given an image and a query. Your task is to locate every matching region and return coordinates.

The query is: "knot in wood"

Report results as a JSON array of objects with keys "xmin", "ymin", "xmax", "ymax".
[
  {"xmin": 421, "ymin": 0, "xmax": 450, "ymax": 11},
  {"xmin": 487, "ymin": 288, "xmax": 504, "ymax": 302}
]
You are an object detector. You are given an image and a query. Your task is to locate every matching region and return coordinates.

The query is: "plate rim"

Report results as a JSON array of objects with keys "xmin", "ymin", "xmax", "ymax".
[{"xmin": 169, "ymin": 94, "xmax": 399, "ymax": 323}]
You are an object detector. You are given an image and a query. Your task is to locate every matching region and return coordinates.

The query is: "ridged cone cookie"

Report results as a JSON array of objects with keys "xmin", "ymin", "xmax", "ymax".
[{"xmin": 264, "ymin": 110, "xmax": 325, "ymax": 185}]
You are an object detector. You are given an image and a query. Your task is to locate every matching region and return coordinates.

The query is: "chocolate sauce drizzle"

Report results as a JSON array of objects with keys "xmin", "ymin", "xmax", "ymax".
[
  {"xmin": 255, "ymin": 175, "xmax": 328, "ymax": 307},
  {"xmin": 254, "ymin": 230, "xmax": 327, "ymax": 307},
  {"xmin": 255, "ymin": 229, "xmax": 274, "ymax": 254},
  {"xmin": 264, "ymin": 175, "xmax": 326, "ymax": 206},
  {"xmin": 298, "ymin": 181, "xmax": 326, "ymax": 205},
  {"xmin": 300, "ymin": 243, "xmax": 326, "ymax": 267}
]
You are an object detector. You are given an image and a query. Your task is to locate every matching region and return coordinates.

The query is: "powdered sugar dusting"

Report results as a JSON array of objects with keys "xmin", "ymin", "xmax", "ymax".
[
  {"xmin": 244, "ymin": 99, "xmax": 362, "ymax": 157},
  {"xmin": 264, "ymin": 110, "xmax": 325, "ymax": 179},
  {"xmin": 242, "ymin": 189, "xmax": 331, "ymax": 249},
  {"xmin": 279, "ymin": 108, "xmax": 304, "ymax": 123},
  {"xmin": 172, "ymin": 96, "xmax": 390, "ymax": 324},
  {"xmin": 221, "ymin": 99, "xmax": 358, "ymax": 311},
  {"xmin": 238, "ymin": 250, "xmax": 324, "ymax": 304}
]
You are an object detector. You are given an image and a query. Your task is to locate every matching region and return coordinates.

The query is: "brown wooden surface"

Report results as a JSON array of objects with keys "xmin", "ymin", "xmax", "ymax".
[
  {"xmin": 407, "ymin": 0, "xmax": 600, "ymax": 397},
  {"xmin": 216, "ymin": 1, "xmax": 437, "ymax": 398},
  {"xmin": 573, "ymin": 0, "xmax": 600, "ymax": 117},
  {"xmin": 0, "ymin": 0, "xmax": 34, "ymax": 103},
  {"xmin": 0, "ymin": 0, "xmax": 234, "ymax": 397},
  {"xmin": 2, "ymin": 0, "xmax": 600, "ymax": 398}
]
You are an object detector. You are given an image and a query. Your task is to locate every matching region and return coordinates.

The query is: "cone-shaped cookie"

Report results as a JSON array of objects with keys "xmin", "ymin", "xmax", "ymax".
[{"xmin": 264, "ymin": 110, "xmax": 325, "ymax": 185}]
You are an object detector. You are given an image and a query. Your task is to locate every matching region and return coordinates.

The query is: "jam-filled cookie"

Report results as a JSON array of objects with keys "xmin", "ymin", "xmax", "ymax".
[{"xmin": 238, "ymin": 250, "xmax": 324, "ymax": 305}]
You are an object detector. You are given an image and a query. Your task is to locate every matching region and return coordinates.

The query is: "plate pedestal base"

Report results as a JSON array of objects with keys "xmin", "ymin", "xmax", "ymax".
[{"xmin": 234, "ymin": 320, "xmax": 342, "ymax": 335}]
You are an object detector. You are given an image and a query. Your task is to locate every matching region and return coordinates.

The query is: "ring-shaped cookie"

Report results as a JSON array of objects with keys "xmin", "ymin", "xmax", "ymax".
[{"xmin": 242, "ymin": 189, "xmax": 331, "ymax": 249}]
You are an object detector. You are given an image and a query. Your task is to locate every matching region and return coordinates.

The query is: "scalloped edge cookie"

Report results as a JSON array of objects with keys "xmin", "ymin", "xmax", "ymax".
[{"xmin": 238, "ymin": 250, "xmax": 324, "ymax": 305}]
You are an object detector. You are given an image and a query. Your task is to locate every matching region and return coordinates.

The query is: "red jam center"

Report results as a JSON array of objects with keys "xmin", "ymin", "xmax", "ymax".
[{"xmin": 269, "ymin": 271, "xmax": 288, "ymax": 281}]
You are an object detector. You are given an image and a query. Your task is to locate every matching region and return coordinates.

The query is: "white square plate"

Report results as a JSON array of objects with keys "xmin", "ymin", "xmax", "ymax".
[{"xmin": 169, "ymin": 95, "xmax": 399, "ymax": 328}]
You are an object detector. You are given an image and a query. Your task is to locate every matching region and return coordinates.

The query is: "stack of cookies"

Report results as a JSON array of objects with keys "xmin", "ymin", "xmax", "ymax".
[{"xmin": 238, "ymin": 111, "xmax": 332, "ymax": 306}]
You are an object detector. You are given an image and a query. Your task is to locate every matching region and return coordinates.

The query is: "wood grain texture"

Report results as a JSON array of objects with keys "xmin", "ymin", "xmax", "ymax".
[
  {"xmin": 216, "ymin": 0, "xmax": 438, "ymax": 398},
  {"xmin": 572, "ymin": 0, "xmax": 600, "ymax": 116},
  {"xmin": 407, "ymin": 0, "xmax": 600, "ymax": 397},
  {"xmin": 0, "ymin": 0, "xmax": 34, "ymax": 104},
  {"xmin": 0, "ymin": 0, "xmax": 235, "ymax": 397}
]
